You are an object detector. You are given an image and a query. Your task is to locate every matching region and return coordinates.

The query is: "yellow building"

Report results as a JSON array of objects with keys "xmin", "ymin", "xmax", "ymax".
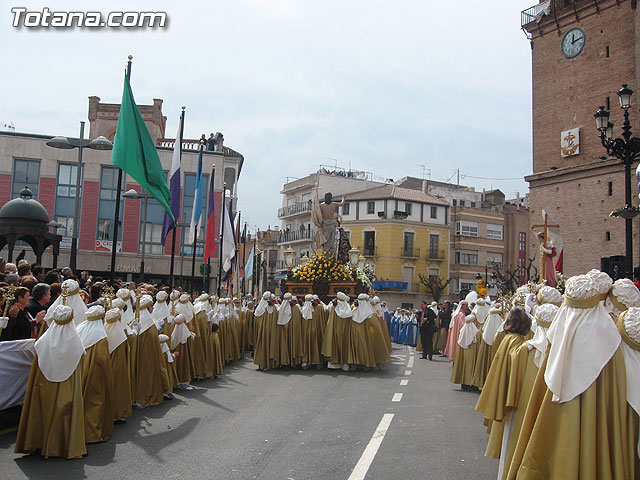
[{"xmin": 338, "ymin": 185, "xmax": 450, "ymax": 310}]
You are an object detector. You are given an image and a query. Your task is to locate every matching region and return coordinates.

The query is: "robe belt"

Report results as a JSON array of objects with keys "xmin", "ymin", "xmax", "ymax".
[
  {"xmin": 608, "ymin": 292, "xmax": 628, "ymax": 314},
  {"xmin": 618, "ymin": 312, "xmax": 640, "ymax": 352},
  {"xmin": 562, "ymin": 292, "xmax": 608, "ymax": 309}
]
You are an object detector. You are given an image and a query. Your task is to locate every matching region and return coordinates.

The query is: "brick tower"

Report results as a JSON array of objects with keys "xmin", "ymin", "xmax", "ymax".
[{"xmin": 522, "ymin": 0, "xmax": 640, "ymax": 276}]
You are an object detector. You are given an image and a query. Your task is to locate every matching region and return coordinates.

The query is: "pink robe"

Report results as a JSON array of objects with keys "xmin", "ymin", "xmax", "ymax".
[
  {"xmin": 444, "ymin": 310, "xmax": 466, "ymax": 361},
  {"xmin": 542, "ymin": 243, "xmax": 557, "ymax": 287}
]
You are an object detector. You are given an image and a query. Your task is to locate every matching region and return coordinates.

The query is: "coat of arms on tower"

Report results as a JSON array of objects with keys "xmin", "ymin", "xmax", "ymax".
[{"xmin": 560, "ymin": 127, "xmax": 580, "ymax": 157}]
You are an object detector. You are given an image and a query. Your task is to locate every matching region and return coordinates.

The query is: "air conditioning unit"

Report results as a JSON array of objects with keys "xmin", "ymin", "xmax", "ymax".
[
  {"xmin": 393, "ymin": 210, "xmax": 408, "ymax": 219},
  {"xmin": 377, "ymin": 211, "xmax": 386, "ymax": 218}
]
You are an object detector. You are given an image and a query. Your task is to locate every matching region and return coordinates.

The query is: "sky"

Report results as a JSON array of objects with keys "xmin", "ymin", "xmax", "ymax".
[{"xmin": 0, "ymin": 0, "xmax": 536, "ymax": 233}]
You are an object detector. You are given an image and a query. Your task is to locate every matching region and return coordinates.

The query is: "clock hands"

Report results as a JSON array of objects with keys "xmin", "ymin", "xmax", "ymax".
[{"xmin": 571, "ymin": 34, "xmax": 582, "ymax": 45}]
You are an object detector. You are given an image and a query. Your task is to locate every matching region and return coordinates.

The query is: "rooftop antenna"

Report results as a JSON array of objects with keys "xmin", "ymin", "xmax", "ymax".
[
  {"xmin": 417, "ymin": 164, "xmax": 431, "ymax": 180},
  {"xmin": 325, "ymin": 157, "xmax": 338, "ymax": 169}
]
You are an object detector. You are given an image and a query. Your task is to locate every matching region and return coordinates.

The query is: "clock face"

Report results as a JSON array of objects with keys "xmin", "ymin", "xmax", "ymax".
[{"xmin": 562, "ymin": 27, "xmax": 586, "ymax": 58}]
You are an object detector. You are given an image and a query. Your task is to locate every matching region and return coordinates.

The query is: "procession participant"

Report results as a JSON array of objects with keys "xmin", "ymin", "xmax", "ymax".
[
  {"xmin": 228, "ymin": 298, "xmax": 243, "ymax": 361},
  {"xmin": 253, "ymin": 292, "xmax": 276, "ymax": 370},
  {"xmin": 244, "ymin": 297, "xmax": 256, "ymax": 352},
  {"xmin": 604, "ymin": 277, "xmax": 640, "ymax": 318},
  {"xmin": 491, "ymin": 303, "xmax": 559, "ymax": 480},
  {"xmin": 322, "ymin": 291, "xmax": 353, "ymax": 371},
  {"xmin": 507, "ymin": 272, "xmax": 633, "ymax": 480},
  {"xmin": 15, "ymin": 305, "xmax": 86, "ymax": 459},
  {"xmin": 176, "ymin": 293, "xmax": 206, "ymax": 376},
  {"xmin": 135, "ymin": 294, "xmax": 170, "ymax": 406},
  {"xmin": 472, "ymin": 303, "xmax": 504, "ymax": 388},
  {"xmin": 362, "ymin": 294, "xmax": 391, "ymax": 367},
  {"xmin": 113, "ymin": 294, "xmax": 137, "ymax": 403},
  {"xmin": 171, "ymin": 313, "xmax": 195, "ymax": 390},
  {"xmin": 206, "ymin": 299, "xmax": 224, "ymax": 376},
  {"xmin": 437, "ymin": 301, "xmax": 453, "ymax": 354},
  {"xmin": 288, "ymin": 295, "xmax": 305, "ymax": 367},
  {"xmin": 451, "ymin": 309, "xmax": 481, "ymax": 390},
  {"xmin": 469, "ymin": 298, "xmax": 493, "ymax": 388},
  {"xmin": 159, "ymin": 334, "xmax": 179, "ymax": 390},
  {"xmin": 347, "ymin": 293, "xmax": 377, "ymax": 370},
  {"xmin": 301, "ymin": 294, "xmax": 323, "ymax": 368},
  {"xmin": 103, "ymin": 307, "xmax": 132, "ymax": 422},
  {"xmin": 152, "ymin": 290, "xmax": 171, "ymax": 336},
  {"xmin": 311, "ymin": 294, "xmax": 328, "ymax": 340},
  {"xmin": 193, "ymin": 293, "xmax": 213, "ymax": 378},
  {"xmin": 233, "ymin": 297, "xmax": 249, "ymax": 354},
  {"xmin": 390, "ymin": 307, "xmax": 401, "ymax": 343},
  {"xmin": 371, "ymin": 296, "xmax": 392, "ymax": 354},
  {"xmin": 76, "ymin": 305, "xmax": 114, "ymax": 443},
  {"xmin": 418, "ymin": 300, "xmax": 437, "ymax": 360},
  {"xmin": 381, "ymin": 301, "xmax": 392, "ymax": 334},
  {"xmin": 475, "ymin": 306, "xmax": 530, "ymax": 464},
  {"xmin": 272, "ymin": 292, "xmax": 293, "ymax": 367},
  {"xmin": 44, "ymin": 278, "xmax": 88, "ymax": 328},
  {"xmin": 444, "ymin": 300, "xmax": 469, "ymax": 361}
]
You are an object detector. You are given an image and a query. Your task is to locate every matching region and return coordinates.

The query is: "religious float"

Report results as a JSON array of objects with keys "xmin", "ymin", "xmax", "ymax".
[{"xmin": 279, "ymin": 248, "xmax": 375, "ymax": 301}]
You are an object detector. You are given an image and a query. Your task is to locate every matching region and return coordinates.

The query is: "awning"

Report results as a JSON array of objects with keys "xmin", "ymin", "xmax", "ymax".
[{"xmin": 274, "ymin": 271, "xmax": 287, "ymax": 281}]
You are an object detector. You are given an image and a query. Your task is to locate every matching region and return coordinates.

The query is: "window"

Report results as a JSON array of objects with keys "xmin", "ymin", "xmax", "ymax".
[
  {"xmin": 487, "ymin": 224, "xmax": 503, "ymax": 240},
  {"xmin": 402, "ymin": 266, "xmax": 414, "ymax": 291},
  {"xmin": 459, "ymin": 200, "xmax": 465, "ymax": 207},
  {"xmin": 405, "ymin": 203, "xmax": 412, "ymax": 215},
  {"xmin": 470, "ymin": 201, "xmax": 476, "ymax": 208},
  {"xmin": 367, "ymin": 201, "xmax": 375, "ymax": 214},
  {"xmin": 55, "ymin": 163, "xmax": 83, "ymax": 240},
  {"xmin": 606, "ymin": 231, "xmax": 611, "ymax": 241},
  {"xmin": 430, "ymin": 206, "xmax": 437, "ymax": 219},
  {"xmin": 519, "ymin": 232, "xmax": 526, "ymax": 252},
  {"xmin": 403, "ymin": 232, "xmax": 415, "ymax": 256},
  {"xmin": 12, "ymin": 159, "xmax": 40, "ymax": 199},
  {"xmin": 429, "ymin": 234, "xmax": 439, "ymax": 258},
  {"xmin": 608, "ymin": 182, "xmax": 613, "ymax": 196},
  {"xmin": 486, "ymin": 252, "xmax": 503, "ymax": 268},
  {"xmin": 140, "ymin": 184, "xmax": 169, "ymax": 255},
  {"xmin": 454, "ymin": 250, "xmax": 478, "ymax": 266},
  {"xmin": 452, "ymin": 199, "xmax": 457, "ymax": 207},
  {"xmin": 455, "ymin": 220, "xmax": 478, "ymax": 237},
  {"xmin": 454, "ymin": 279, "xmax": 476, "ymax": 294},
  {"xmin": 343, "ymin": 202, "xmax": 350, "ymax": 215},
  {"xmin": 182, "ymin": 173, "xmax": 209, "ymax": 257},
  {"xmin": 364, "ymin": 231, "xmax": 375, "ymax": 256},
  {"xmin": 97, "ymin": 166, "xmax": 125, "ymax": 241}
]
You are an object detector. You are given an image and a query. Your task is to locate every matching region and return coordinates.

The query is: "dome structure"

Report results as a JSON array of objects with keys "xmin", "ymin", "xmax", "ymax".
[
  {"xmin": 0, "ymin": 186, "xmax": 61, "ymax": 267},
  {"xmin": 0, "ymin": 187, "xmax": 50, "ymax": 224}
]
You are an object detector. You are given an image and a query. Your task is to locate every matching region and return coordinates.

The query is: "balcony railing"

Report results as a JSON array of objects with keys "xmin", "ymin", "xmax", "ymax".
[
  {"xmin": 521, "ymin": 1, "xmax": 575, "ymax": 28},
  {"xmin": 401, "ymin": 247, "xmax": 420, "ymax": 258},
  {"xmin": 277, "ymin": 229, "xmax": 314, "ymax": 245},
  {"xmin": 278, "ymin": 201, "xmax": 312, "ymax": 218},
  {"xmin": 426, "ymin": 249, "xmax": 446, "ymax": 261}
]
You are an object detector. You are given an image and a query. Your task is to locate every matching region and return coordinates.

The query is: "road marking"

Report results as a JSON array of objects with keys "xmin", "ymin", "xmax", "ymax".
[
  {"xmin": 347, "ymin": 413, "xmax": 394, "ymax": 480},
  {"xmin": 404, "ymin": 370, "xmax": 412, "ymax": 376},
  {"xmin": 400, "ymin": 379, "xmax": 409, "ymax": 386},
  {"xmin": 392, "ymin": 393, "xmax": 403, "ymax": 402},
  {"xmin": 407, "ymin": 356, "xmax": 414, "ymax": 368}
]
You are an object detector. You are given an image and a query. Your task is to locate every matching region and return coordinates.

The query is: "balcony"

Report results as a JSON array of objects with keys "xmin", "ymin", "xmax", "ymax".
[
  {"xmin": 426, "ymin": 249, "xmax": 446, "ymax": 261},
  {"xmin": 278, "ymin": 201, "xmax": 312, "ymax": 219},
  {"xmin": 277, "ymin": 229, "xmax": 314, "ymax": 245},
  {"xmin": 400, "ymin": 247, "xmax": 420, "ymax": 259},
  {"xmin": 521, "ymin": 1, "xmax": 575, "ymax": 28}
]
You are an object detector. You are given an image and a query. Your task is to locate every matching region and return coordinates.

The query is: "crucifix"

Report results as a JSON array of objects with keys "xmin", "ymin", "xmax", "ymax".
[
  {"xmin": 101, "ymin": 284, "xmax": 115, "ymax": 310},
  {"xmin": 531, "ymin": 211, "xmax": 560, "ymax": 243}
]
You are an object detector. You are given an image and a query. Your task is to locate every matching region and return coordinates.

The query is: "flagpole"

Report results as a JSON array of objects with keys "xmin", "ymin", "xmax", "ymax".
[
  {"xmin": 252, "ymin": 234, "xmax": 257, "ymax": 296},
  {"xmin": 109, "ymin": 55, "xmax": 132, "ymax": 283},
  {"xmin": 204, "ymin": 164, "xmax": 215, "ymax": 292},
  {"xmin": 217, "ymin": 182, "xmax": 227, "ymax": 297},
  {"xmin": 234, "ymin": 210, "xmax": 241, "ymax": 298},
  {"xmin": 168, "ymin": 107, "xmax": 185, "ymax": 288},
  {"xmin": 241, "ymin": 222, "xmax": 247, "ymax": 295},
  {"xmin": 190, "ymin": 143, "xmax": 204, "ymax": 290}
]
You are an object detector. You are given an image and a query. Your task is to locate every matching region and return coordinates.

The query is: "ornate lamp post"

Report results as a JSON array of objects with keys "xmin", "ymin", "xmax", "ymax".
[
  {"xmin": 594, "ymin": 84, "xmax": 640, "ymax": 278},
  {"xmin": 122, "ymin": 189, "xmax": 154, "ymax": 283},
  {"xmin": 283, "ymin": 245, "xmax": 296, "ymax": 271}
]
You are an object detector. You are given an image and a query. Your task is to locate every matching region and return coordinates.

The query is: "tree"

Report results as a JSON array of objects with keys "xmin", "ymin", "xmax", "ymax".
[
  {"xmin": 525, "ymin": 254, "xmax": 539, "ymax": 284},
  {"xmin": 488, "ymin": 261, "xmax": 520, "ymax": 295},
  {"xmin": 418, "ymin": 272, "xmax": 451, "ymax": 303}
]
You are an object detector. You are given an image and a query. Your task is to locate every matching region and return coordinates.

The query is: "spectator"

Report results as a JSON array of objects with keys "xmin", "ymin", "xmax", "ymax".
[
  {"xmin": 31, "ymin": 264, "xmax": 44, "ymax": 282},
  {"xmin": 5, "ymin": 263, "xmax": 17, "ymax": 274},
  {"xmin": 17, "ymin": 262, "xmax": 31, "ymax": 277},
  {"xmin": 61, "ymin": 267, "xmax": 73, "ymax": 280},
  {"xmin": 207, "ymin": 133, "xmax": 216, "ymax": 151},
  {"xmin": 6, "ymin": 273, "xmax": 19, "ymax": 287},
  {"xmin": 79, "ymin": 271, "xmax": 90, "ymax": 289},
  {"xmin": 26, "ymin": 283, "xmax": 50, "ymax": 319},
  {"xmin": 20, "ymin": 275, "xmax": 38, "ymax": 292},
  {"xmin": 45, "ymin": 282, "xmax": 62, "ymax": 310},
  {"xmin": 0, "ymin": 286, "xmax": 38, "ymax": 341},
  {"xmin": 43, "ymin": 270, "xmax": 61, "ymax": 285}
]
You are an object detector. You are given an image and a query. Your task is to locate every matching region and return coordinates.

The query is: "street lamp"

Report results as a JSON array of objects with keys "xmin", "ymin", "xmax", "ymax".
[
  {"xmin": 122, "ymin": 189, "xmax": 154, "ymax": 282},
  {"xmin": 358, "ymin": 254, "xmax": 365, "ymax": 270},
  {"xmin": 46, "ymin": 121, "xmax": 112, "ymax": 273},
  {"xmin": 348, "ymin": 247, "xmax": 360, "ymax": 269},
  {"xmin": 594, "ymin": 84, "xmax": 640, "ymax": 278},
  {"xmin": 283, "ymin": 245, "xmax": 296, "ymax": 270}
]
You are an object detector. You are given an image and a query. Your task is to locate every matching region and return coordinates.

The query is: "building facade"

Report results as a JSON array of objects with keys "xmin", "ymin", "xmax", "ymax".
[
  {"xmin": 522, "ymin": 0, "xmax": 640, "ymax": 276},
  {"xmin": 277, "ymin": 168, "xmax": 388, "ymax": 269},
  {"xmin": 338, "ymin": 184, "xmax": 450, "ymax": 309},
  {"xmin": 0, "ymin": 96, "xmax": 244, "ymax": 289}
]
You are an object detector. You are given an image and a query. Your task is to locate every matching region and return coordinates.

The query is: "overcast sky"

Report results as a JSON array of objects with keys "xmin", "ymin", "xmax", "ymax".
[{"xmin": 1, "ymin": 0, "xmax": 536, "ymax": 232}]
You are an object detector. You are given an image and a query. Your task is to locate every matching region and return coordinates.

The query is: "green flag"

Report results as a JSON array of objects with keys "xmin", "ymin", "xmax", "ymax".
[{"xmin": 111, "ymin": 74, "xmax": 174, "ymax": 221}]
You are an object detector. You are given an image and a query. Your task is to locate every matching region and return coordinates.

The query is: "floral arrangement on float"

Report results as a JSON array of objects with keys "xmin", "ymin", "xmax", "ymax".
[
  {"xmin": 283, "ymin": 251, "xmax": 363, "ymax": 298},
  {"xmin": 476, "ymin": 279, "xmax": 488, "ymax": 298},
  {"xmin": 287, "ymin": 251, "xmax": 353, "ymax": 282}
]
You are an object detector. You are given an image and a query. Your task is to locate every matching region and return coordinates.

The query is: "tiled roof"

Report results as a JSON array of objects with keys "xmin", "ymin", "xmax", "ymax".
[{"xmin": 340, "ymin": 185, "xmax": 448, "ymax": 206}]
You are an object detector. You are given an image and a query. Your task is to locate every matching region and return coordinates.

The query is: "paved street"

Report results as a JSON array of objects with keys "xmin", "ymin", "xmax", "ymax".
[{"xmin": 1, "ymin": 346, "xmax": 497, "ymax": 479}]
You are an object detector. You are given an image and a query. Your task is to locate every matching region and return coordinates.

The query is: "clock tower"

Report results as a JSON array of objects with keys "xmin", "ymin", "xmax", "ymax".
[{"xmin": 522, "ymin": 0, "xmax": 640, "ymax": 276}]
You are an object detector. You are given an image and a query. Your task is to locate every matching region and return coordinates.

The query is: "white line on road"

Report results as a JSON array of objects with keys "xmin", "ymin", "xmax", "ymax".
[
  {"xmin": 392, "ymin": 393, "xmax": 403, "ymax": 402},
  {"xmin": 407, "ymin": 356, "xmax": 414, "ymax": 368},
  {"xmin": 400, "ymin": 379, "xmax": 409, "ymax": 386},
  {"xmin": 347, "ymin": 414, "xmax": 395, "ymax": 480},
  {"xmin": 404, "ymin": 370, "xmax": 412, "ymax": 376}
]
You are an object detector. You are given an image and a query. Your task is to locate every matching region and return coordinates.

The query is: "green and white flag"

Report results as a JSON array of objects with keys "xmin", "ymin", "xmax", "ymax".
[{"xmin": 111, "ymin": 74, "xmax": 173, "ymax": 220}]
